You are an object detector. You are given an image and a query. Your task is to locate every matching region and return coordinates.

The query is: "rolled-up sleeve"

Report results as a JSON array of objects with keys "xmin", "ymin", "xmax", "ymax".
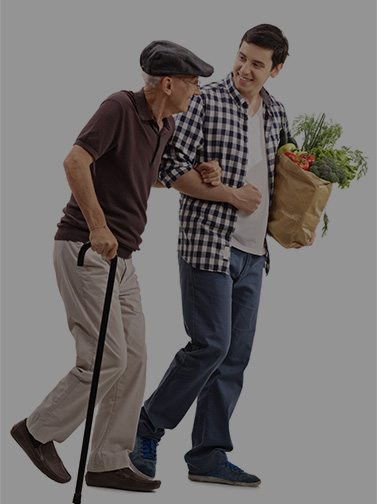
[{"xmin": 159, "ymin": 95, "xmax": 205, "ymax": 188}]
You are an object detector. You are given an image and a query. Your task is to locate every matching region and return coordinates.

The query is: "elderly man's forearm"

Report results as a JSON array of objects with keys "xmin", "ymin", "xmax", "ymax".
[{"xmin": 63, "ymin": 146, "xmax": 107, "ymax": 229}]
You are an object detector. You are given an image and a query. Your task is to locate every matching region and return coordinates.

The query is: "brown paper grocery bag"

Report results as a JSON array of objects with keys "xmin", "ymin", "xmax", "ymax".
[{"xmin": 268, "ymin": 153, "xmax": 332, "ymax": 248}]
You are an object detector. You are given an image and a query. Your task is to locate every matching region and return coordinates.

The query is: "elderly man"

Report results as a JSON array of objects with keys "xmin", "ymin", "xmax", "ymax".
[{"xmin": 11, "ymin": 40, "xmax": 213, "ymax": 493}]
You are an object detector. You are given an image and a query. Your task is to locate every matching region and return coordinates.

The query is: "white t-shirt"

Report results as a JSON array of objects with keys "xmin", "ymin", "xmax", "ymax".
[{"xmin": 231, "ymin": 103, "xmax": 269, "ymax": 256}]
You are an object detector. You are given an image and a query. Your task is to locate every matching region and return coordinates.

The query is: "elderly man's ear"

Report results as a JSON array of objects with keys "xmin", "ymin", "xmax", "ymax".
[{"xmin": 161, "ymin": 76, "xmax": 173, "ymax": 95}]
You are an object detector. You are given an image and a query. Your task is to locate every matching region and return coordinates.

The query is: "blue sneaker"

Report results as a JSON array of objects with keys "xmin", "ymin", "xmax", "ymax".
[
  {"xmin": 188, "ymin": 461, "xmax": 261, "ymax": 487},
  {"xmin": 129, "ymin": 435, "xmax": 158, "ymax": 480}
]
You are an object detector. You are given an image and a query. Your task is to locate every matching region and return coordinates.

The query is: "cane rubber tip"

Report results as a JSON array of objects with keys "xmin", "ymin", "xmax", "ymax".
[{"xmin": 72, "ymin": 494, "xmax": 81, "ymax": 504}]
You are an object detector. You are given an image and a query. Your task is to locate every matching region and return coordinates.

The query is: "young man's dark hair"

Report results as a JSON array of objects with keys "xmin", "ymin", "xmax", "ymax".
[{"xmin": 240, "ymin": 23, "xmax": 289, "ymax": 68}]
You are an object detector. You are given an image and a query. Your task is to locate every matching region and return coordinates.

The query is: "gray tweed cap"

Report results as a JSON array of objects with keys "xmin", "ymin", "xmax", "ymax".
[{"xmin": 140, "ymin": 40, "xmax": 214, "ymax": 77}]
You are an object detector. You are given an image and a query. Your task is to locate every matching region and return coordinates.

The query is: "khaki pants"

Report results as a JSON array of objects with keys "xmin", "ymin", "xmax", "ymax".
[{"xmin": 27, "ymin": 241, "xmax": 147, "ymax": 472}]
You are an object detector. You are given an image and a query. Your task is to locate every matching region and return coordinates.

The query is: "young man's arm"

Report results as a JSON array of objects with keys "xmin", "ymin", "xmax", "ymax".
[
  {"xmin": 156, "ymin": 161, "xmax": 261, "ymax": 214},
  {"xmin": 171, "ymin": 169, "xmax": 262, "ymax": 214}
]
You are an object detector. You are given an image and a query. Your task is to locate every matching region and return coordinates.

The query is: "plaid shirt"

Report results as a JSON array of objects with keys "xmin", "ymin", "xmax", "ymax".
[{"xmin": 159, "ymin": 73, "xmax": 290, "ymax": 274}]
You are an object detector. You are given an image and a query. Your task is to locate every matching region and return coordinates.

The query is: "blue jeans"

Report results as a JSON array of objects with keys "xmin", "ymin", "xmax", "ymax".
[{"xmin": 138, "ymin": 248, "xmax": 265, "ymax": 473}]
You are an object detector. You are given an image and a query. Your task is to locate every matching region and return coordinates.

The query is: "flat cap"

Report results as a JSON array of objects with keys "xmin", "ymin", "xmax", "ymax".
[{"xmin": 140, "ymin": 40, "xmax": 214, "ymax": 78}]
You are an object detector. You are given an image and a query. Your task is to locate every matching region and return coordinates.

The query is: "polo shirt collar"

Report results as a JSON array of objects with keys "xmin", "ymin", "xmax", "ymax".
[
  {"xmin": 224, "ymin": 72, "xmax": 273, "ymax": 110},
  {"xmin": 134, "ymin": 88, "xmax": 172, "ymax": 131}
]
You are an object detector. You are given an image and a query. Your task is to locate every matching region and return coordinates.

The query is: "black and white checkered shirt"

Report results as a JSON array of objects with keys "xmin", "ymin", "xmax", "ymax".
[{"xmin": 159, "ymin": 73, "xmax": 290, "ymax": 274}]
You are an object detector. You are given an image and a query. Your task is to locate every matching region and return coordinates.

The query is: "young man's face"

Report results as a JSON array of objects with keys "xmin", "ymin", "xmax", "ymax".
[{"xmin": 232, "ymin": 42, "xmax": 283, "ymax": 99}]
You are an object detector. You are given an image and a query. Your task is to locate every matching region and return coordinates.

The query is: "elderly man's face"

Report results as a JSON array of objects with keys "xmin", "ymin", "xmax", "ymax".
[{"xmin": 171, "ymin": 76, "xmax": 201, "ymax": 113}]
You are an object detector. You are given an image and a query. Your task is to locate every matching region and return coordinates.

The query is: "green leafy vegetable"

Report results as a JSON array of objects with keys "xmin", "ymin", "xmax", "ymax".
[
  {"xmin": 292, "ymin": 113, "xmax": 368, "ymax": 188},
  {"xmin": 291, "ymin": 112, "xmax": 368, "ymax": 237},
  {"xmin": 309, "ymin": 146, "xmax": 368, "ymax": 189},
  {"xmin": 309, "ymin": 158, "xmax": 346, "ymax": 185},
  {"xmin": 292, "ymin": 113, "xmax": 343, "ymax": 151},
  {"xmin": 322, "ymin": 210, "xmax": 329, "ymax": 237}
]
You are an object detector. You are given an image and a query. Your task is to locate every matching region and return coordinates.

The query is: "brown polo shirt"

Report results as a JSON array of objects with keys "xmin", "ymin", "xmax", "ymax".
[{"xmin": 55, "ymin": 89, "xmax": 174, "ymax": 258}]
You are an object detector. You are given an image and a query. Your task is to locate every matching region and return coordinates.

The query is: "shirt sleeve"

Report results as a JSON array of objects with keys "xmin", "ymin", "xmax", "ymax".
[
  {"xmin": 158, "ymin": 95, "xmax": 205, "ymax": 188},
  {"xmin": 74, "ymin": 98, "xmax": 125, "ymax": 161}
]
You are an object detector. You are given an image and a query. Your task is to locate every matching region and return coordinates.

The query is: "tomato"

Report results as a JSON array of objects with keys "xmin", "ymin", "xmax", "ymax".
[
  {"xmin": 284, "ymin": 151, "xmax": 310, "ymax": 170},
  {"xmin": 295, "ymin": 157, "xmax": 310, "ymax": 170},
  {"xmin": 284, "ymin": 152, "xmax": 298, "ymax": 162},
  {"xmin": 299, "ymin": 153, "xmax": 315, "ymax": 166}
]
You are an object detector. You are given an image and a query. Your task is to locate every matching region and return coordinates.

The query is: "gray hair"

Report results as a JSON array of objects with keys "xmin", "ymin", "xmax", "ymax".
[{"xmin": 141, "ymin": 71, "xmax": 164, "ymax": 88}]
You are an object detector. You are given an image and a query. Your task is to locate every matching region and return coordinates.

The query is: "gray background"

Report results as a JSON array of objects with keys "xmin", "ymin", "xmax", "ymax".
[{"xmin": 1, "ymin": 0, "xmax": 376, "ymax": 503}]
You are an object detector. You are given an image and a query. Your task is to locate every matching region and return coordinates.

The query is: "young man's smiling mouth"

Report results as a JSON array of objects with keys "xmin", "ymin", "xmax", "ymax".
[{"xmin": 237, "ymin": 73, "xmax": 253, "ymax": 83}]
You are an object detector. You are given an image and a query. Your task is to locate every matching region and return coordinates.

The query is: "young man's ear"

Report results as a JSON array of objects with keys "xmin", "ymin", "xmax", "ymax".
[{"xmin": 271, "ymin": 63, "xmax": 284, "ymax": 78}]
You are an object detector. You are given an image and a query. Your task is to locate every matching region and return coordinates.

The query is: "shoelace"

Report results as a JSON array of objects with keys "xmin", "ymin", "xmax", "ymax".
[
  {"xmin": 225, "ymin": 461, "xmax": 244, "ymax": 473},
  {"xmin": 141, "ymin": 437, "xmax": 158, "ymax": 460}
]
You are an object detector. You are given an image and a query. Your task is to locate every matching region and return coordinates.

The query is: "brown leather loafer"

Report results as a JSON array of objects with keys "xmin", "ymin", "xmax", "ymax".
[
  {"xmin": 86, "ymin": 467, "xmax": 161, "ymax": 492},
  {"xmin": 11, "ymin": 419, "xmax": 71, "ymax": 483}
]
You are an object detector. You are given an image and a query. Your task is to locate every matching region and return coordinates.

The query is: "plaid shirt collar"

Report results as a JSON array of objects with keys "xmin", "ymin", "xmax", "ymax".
[{"xmin": 224, "ymin": 72, "xmax": 273, "ymax": 111}]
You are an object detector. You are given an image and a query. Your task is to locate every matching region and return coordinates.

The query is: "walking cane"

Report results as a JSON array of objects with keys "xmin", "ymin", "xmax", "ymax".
[{"xmin": 73, "ymin": 242, "xmax": 118, "ymax": 504}]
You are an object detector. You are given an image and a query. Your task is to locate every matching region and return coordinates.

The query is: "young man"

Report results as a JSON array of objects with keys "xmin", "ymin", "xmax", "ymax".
[
  {"xmin": 11, "ymin": 40, "xmax": 214, "ymax": 493},
  {"xmin": 130, "ymin": 24, "xmax": 315, "ymax": 487}
]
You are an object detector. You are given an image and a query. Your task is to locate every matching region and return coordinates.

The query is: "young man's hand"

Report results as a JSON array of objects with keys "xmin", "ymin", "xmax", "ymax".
[
  {"xmin": 89, "ymin": 226, "xmax": 118, "ymax": 261},
  {"xmin": 195, "ymin": 161, "xmax": 222, "ymax": 186},
  {"xmin": 295, "ymin": 231, "xmax": 316, "ymax": 249},
  {"xmin": 231, "ymin": 184, "xmax": 262, "ymax": 214}
]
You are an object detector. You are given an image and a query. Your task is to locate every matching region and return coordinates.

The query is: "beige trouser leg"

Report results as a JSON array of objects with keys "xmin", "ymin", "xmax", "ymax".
[{"xmin": 27, "ymin": 241, "xmax": 147, "ymax": 472}]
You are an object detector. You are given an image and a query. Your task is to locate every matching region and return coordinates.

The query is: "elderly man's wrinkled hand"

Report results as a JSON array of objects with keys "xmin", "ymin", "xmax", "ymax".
[
  {"xmin": 89, "ymin": 226, "xmax": 118, "ymax": 261},
  {"xmin": 195, "ymin": 160, "xmax": 222, "ymax": 186}
]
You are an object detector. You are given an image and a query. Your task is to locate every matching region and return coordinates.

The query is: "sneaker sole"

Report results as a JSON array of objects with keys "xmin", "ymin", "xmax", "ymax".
[
  {"xmin": 188, "ymin": 474, "xmax": 261, "ymax": 487},
  {"xmin": 129, "ymin": 460, "xmax": 155, "ymax": 481}
]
